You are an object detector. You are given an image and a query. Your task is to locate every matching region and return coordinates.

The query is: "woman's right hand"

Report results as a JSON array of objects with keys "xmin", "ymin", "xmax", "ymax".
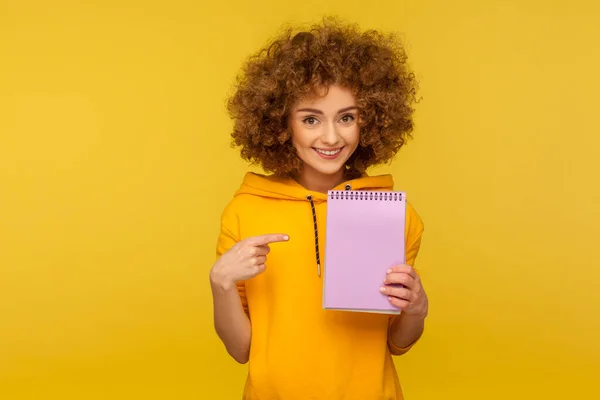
[{"xmin": 210, "ymin": 233, "xmax": 289, "ymax": 290}]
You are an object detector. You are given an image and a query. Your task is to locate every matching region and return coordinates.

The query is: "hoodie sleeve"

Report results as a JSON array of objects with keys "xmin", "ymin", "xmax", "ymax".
[
  {"xmin": 388, "ymin": 201, "xmax": 425, "ymax": 355},
  {"xmin": 405, "ymin": 201, "xmax": 425, "ymax": 270},
  {"xmin": 216, "ymin": 201, "xmax": 249, "ymax": 317}
]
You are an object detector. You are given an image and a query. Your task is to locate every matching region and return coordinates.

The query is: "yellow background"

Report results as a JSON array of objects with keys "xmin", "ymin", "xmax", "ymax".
[{"xmin": 1, "ymin": 0, "xmax": 599, "ymax": 398}]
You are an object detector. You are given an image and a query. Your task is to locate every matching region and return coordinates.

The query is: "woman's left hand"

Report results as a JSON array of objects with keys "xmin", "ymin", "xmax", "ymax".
[{"xmin": 380, "ymin": 264, "xmax": 428, "ymax": 318}]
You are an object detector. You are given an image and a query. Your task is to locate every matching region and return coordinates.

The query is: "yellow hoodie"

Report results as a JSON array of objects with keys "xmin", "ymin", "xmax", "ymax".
[{"xmin": 216, "ymin": 172, "xmax": 424, "ymax": 400}]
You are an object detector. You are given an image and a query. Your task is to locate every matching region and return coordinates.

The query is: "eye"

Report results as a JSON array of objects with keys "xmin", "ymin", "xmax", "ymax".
[
  {"xmin": 302, "ymin": 116, "xmax": 319, "ymax": 125},
  {"xmin": 339, "ymin": 114, "xmax": 356, "ymax": 123}
]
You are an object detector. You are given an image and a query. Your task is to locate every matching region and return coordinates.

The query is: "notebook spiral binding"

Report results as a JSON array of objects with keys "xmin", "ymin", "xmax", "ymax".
[{"xmin": 329, "ymin": 191, "xmax": 403, "ymax": 201}]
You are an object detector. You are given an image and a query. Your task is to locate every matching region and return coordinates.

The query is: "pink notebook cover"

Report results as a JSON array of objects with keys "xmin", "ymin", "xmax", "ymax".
[{"xmin": 323, "ymin": 190, "xmax": 406, "ymax": 314}]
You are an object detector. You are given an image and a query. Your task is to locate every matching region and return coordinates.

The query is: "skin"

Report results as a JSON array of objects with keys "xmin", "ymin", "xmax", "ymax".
[
  {"xmin": 289, "ymin": 85, "xmax": 360, "ymax": 194},
  {"xmin": 210, "ymin": 233, "xmax": 289, "ymax": 363},
  {"xmin": 383, "ymin": 265, "xmax": 428, "ymax": 349},
  {"xmin": 210, "ymin": 84, "xmax": 428, "ymax": 364}
]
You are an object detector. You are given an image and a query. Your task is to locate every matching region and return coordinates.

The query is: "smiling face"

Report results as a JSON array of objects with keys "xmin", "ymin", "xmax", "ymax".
[{"xmin": 289, "ymin": 85, "xmax": 360, "ymax": 192}]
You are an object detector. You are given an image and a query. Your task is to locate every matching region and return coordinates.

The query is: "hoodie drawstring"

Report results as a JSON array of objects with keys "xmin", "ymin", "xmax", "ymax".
[
  {"xmin": 306, "ymin": 195, "xmax": 321, "ymax": 277},
  {"xmin": 306, "ymin": 184, "xmax": 352, "ymax": 278}
]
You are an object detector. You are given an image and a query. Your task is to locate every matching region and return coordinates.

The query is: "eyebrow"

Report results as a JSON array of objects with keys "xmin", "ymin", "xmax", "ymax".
[{"xmin": 295, "ymin": 106, "xmax": 358, "ymax": 114}]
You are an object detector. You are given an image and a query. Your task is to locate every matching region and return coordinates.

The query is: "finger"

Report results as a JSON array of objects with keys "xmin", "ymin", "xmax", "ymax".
[
  {"xmin": 380, "ymin": 286, "xmax": 412, "ymax": 301},
  {"xmin": 387, "ymin": 264, "xmax": 416, "ymax": 278},
  {"xmin": 254, "ymin": 245, "xmax": 271, "ymax": 256},
  {"xmin": 247, "ymin": 254, "xmax": 267, "ymax": 267},
  {"xmin": 388, "ymin": 296, "xmax": 408, "ymax": 310},
  {"xmin": 254, "ymin": 255, "xmax": 267, "ymax": 266},
  {"xmin": 253, "ymin": 263, "xmax": 266, "ymax": 275},
  {"xmin": 246, "ymin": 234, "xmax": 290, "ymax": 246},
  {"xmin": 384, "ymin": 273, "xmax": 415, "ymax": 288},
  {"xmin": 243, "ymin": 245, "xmax": 270, "ymax": 258}
]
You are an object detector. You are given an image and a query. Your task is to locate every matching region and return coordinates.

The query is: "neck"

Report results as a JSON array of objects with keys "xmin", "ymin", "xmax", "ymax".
[{"xmin": 293, "ymin": 165, "xmax": 346, "ymax": 194}]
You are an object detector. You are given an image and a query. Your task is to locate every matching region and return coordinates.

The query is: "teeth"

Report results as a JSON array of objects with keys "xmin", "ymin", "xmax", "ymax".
[{"xmin": 315, "ymin": 148, "xmax": 341, "ymax": 156}]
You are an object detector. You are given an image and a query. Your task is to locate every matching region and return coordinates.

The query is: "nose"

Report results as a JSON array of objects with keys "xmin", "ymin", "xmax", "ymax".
[{"xmin": 320, "ymin": 121, "xmax": 341, "ymax": 146}]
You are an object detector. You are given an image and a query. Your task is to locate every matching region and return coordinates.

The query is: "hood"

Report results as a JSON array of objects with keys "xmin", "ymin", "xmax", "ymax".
[
  {"xmin": 234, "ymin": 172, "xmax": 395, "ymax": 278},
  {"xmin": 234, "ymin": 172, "xmax": 395, "ymax": 202}
]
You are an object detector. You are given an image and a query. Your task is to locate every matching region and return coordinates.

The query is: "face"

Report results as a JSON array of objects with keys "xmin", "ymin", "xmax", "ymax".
[{"xmin": 289, "ymin": 85, "xmax": 360, "ymax": 179}]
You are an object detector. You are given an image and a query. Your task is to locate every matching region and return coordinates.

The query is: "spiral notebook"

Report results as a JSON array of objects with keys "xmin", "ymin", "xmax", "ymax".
[{"xmin": 323, "ymin": 190, "xmax": 406, "ymax": 314}]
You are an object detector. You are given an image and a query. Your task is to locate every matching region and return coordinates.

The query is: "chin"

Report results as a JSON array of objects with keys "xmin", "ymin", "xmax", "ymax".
[{"xmin": 308, "ymin": 161, "xmax": 347, "ymax": 176}]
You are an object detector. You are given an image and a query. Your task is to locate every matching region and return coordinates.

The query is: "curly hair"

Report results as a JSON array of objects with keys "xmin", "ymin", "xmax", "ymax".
[{"xmin": 226, "ymin": 17, "xmax": 419, "ymax": 177}]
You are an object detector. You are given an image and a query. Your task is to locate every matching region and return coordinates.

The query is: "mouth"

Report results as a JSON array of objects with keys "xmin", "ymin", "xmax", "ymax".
[{"xmin": 313, "ymin": 147, "xmax": 343, "ymax": 159}]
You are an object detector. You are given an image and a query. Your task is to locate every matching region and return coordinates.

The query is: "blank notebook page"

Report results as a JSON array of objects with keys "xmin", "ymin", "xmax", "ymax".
[{"xmin": 323, "ymin": 190, "xmax": 406, "ymax": 314}]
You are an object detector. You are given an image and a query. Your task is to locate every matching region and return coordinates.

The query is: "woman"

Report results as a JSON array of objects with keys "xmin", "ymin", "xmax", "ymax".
[{"xmin": 209, "ymin": 17, "xmax": 428, "ymax": 400}]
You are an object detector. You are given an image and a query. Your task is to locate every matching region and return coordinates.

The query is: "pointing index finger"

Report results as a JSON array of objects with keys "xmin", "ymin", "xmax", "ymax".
[{"xmin": 247, "ymin": 234, "xmax": 290, "ymax": 246}]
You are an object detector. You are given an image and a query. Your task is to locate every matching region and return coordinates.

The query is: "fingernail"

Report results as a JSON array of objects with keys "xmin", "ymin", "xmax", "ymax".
[
  {"xmin": 380, "ymin": 287, "xmax": 386, "ymax": 293},
  {"xmin": 386, "ymin": 269, "xmax": 392, "ymax": 274},
  {"xmin": 284, "ymin": 235, "xmax": 289, "ymax": 240}
]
